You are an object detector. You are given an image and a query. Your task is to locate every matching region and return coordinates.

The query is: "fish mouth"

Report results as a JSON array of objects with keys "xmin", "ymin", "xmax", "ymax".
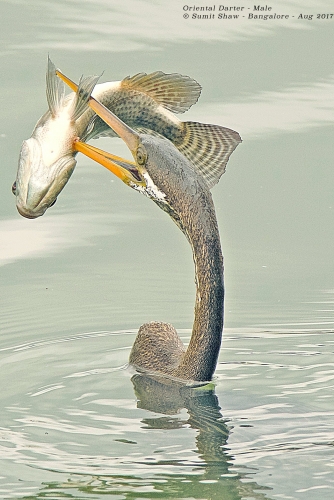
[
  {"xmin": 16, "ymin": 207, "xmax": 40, "ymax": 219},
  {"xmin": 16, "ymin": 197, "xmax": 57, "ymax": 219},
  {"xmin": 15, "ymin": 149, "xmax": 76, "ymax": 219},
  {"xmin": 15, "ymin": 174, "xmax": 60, "ymax": 219}
]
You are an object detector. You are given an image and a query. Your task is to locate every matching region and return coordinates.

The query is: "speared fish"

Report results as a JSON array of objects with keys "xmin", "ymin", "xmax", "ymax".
[{"xmin": 13, "ymin": 57, "xmax": 241, "ymax": 219}]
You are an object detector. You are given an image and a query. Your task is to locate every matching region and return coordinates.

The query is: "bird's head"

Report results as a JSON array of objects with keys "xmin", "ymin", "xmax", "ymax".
[{"xmin": 56, "ymin": 69, "xmax": 205, "ymax": 224}]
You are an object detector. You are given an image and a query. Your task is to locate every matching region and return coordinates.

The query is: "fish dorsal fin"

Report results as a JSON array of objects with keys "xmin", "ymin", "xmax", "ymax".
[
  {"xmin": 46, "ymin": 57, "xmax": 66, "ymax": 117},
  {"xmin": 177, "ymin": 122, "xmax": 242, "ymax": 188},
  {"xmin": 121, "ymin": 72, "xmax": 202, "ymax": 114},
  {"xmin": 71, "ymin": 74, "xmax": 101, "ymax": 122}
]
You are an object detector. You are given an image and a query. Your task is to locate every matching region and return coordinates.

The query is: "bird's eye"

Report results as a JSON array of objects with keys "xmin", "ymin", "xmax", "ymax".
[
  {"xmin": 12, "ymin": 181, "xmax": 17, "ymax": 196},
  {"xmin": 136, "ymin": 146, "xmax": 147, "ymax": 166}
]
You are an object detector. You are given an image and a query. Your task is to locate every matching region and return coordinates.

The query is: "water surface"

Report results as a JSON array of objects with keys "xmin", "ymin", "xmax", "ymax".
[{"xmin": 1, "ymin": 0, "xmax": 334, "ymax": 498}]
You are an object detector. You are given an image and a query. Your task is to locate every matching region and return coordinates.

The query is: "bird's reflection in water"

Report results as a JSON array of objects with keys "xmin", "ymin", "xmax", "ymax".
[
  {"xmin": 28, "ymin": 375, "xmax": 271, "ymax": 499},
  {"xmin": 129, "ymin": 373, "xmax": 271, "ymax": 499},
  {"xmin": 132, "ymin": 373, "xmax": 232, "ymax": 465}
]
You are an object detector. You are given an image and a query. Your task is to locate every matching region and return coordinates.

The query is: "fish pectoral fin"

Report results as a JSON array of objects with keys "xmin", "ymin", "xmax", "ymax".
[
  {"xmin": 72, "ymin": 74, "xmax": 101, "ymax": 122},
  {"xmin": 74, "ymin": 141, "xmax": 145, "ymax": 186},
  {"xmin": 121, "ymin": 71, "xmax": 202, "ymax": 113},
  {"xmin": 81, "ymin": 114, "xmax": 118, "ymax": 142},
  {"xmin": 47, "ymin": 57, "xmax": 66, "ymax": 117},
  {"xmin": 55, "ymin": 68, "xmax": 100, "ymax": 122}
]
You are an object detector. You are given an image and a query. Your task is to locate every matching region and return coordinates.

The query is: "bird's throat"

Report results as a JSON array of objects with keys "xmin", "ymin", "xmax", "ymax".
[{"xmin": 174, "ymin": 190, "xmax": 224, "ymax": 381}]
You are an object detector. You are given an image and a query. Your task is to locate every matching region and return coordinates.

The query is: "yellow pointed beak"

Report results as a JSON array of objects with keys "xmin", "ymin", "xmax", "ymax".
[
  {"xmin": 56, "ymin": 68, "xmax": 146, "ymax": 187},
  {"xmin": 74, "ymin": 140, "xmax": 145, "ymax": 186},
  {"xmin": 56, "ymin": 69, "xmax": 139, "ymax": 156}
]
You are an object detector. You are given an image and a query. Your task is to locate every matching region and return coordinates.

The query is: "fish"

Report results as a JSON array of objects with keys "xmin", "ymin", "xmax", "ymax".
[{"xmin": 13, "ymin": 57, "xmax": 241, "ymax": 219}]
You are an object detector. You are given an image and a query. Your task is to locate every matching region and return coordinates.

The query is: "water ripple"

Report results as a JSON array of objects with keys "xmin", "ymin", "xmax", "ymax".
[{"xmin": 0, "ymin": 329, "xmax": 333, "ymax": 498}]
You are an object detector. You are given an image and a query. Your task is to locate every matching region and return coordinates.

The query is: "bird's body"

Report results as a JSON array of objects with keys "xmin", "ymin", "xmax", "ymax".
[
  {"xmin": 15, "ymin": 67, "xmax": 240, "ymax": 382},
  {"xmin": 127, "ymin": 135, "xmax": 224, "ymax": 381}
]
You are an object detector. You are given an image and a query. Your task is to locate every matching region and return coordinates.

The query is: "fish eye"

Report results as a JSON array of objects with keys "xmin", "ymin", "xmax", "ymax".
[
  {"xmin": 136, "ymin": 146, "xmax": 147, "ymax": 166},
  {"xmin": 12, "ymin": 181, "xmax": 17, "ymax": 196}
]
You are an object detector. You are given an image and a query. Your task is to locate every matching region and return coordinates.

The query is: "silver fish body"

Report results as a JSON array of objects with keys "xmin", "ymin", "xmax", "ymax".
[
  {"xmin": 14, "ymin": 61, "xmax": 99, "ymax": 218},
  {"xmin": 16, "ymin": 106, "xmax": 76, "ymax": 218}
]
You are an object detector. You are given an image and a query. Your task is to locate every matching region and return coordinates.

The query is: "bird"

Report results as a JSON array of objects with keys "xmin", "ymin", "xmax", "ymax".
[{"xmin": 56, "ymin": 69, "xmax": 241, "ymax": 382}]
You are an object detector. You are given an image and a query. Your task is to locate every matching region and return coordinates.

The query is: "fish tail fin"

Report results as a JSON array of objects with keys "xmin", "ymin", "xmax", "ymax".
[
  {"xmin": 177, "ymin": 122, "xmax": 242, "ymax": 188},
  {"xmin": 71, "ymin": 74, "xmax": 101, "ymax": 122}
]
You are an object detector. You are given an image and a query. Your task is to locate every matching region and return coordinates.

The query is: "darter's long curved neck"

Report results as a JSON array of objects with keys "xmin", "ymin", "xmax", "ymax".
[
  {"xmin": 175, "ymin": 187, "xmax": 224, "ymax": 381},
  {"xmin": 56, "ymin": 69, "xmax": 224, "ymax": 382}
]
